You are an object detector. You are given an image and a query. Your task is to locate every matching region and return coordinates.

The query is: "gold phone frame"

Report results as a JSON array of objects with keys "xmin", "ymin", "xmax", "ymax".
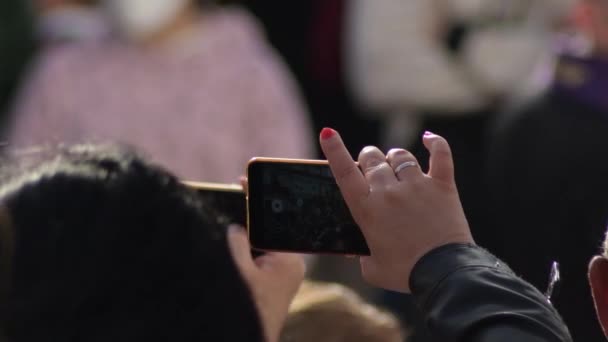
[{"xmin": 245, "ymin": 157, "xmax": 369, "ymax": 256}]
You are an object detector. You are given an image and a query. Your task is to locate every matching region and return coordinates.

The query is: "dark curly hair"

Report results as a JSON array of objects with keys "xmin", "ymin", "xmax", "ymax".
[{"xmin": 0, "ymin": 144, "xmax": 263, "ymax": 341}]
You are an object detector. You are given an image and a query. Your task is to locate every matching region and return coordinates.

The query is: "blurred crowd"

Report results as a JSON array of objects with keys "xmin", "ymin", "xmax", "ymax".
[{"xmin": 1, "ymin": 0, "xmax": 608, "ymax": 341}]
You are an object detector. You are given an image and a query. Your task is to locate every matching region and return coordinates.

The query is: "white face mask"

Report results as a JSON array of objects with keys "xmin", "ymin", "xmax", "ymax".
[{"xmin": 103, "ymin": 0, "xmax": 190, "ymax": 40}]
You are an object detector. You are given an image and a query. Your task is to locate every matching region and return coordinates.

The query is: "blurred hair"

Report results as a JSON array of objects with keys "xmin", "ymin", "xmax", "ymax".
[
  {"xmin": 0, "ymin": 144, "xmax": 263, "ymax": 341},
  {"xmin": 280, "ymin": 280, "xmax": 406, "ymax": 342}
]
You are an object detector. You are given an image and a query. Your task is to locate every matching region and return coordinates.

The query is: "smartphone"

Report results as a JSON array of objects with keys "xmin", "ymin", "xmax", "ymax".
[
  {"xmin": 184, "ymin": 181, "xmax": 265, "ymax": 258},
  {"xmin": 182, "ymin": 181, "xmax": 247, "ymax": 227},
  {"xmin": 247, "ymin": 158, "xmax": 370, "ymax": 255}
]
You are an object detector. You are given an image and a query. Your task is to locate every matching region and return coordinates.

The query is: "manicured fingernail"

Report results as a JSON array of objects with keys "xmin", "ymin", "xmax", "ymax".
[{"xmin": 320, "ymin": 127, "xmax": 336, "ymax": 140}]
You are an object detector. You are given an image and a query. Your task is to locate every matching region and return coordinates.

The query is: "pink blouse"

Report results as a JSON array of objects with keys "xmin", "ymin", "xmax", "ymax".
[{"xmin": 9, "ymin": 7, "xmax": 314, "ymax": 183}]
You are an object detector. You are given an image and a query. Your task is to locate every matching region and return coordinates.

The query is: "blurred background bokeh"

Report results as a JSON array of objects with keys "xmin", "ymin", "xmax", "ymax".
[{"xmin": 4, "ymin": 0, "xmax": 608, "ymax": 341}]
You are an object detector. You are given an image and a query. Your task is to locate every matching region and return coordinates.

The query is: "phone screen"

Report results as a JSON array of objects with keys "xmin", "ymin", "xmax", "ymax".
[{"xmin": 247, "ymin": 159, "xmax": 370, "ymax": 255}]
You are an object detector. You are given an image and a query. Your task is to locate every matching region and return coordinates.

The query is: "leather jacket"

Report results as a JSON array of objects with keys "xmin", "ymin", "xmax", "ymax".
[{"xmin": 410, "ymin": 244, "xmax": 574, "ymax": 341}]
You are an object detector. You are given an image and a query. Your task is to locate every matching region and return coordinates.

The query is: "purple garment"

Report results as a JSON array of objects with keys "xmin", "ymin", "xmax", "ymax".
[
  {"xmin": 9, "ymin": 7, "xmax": 313, "ymax": 182},
  {"xmin": 552, "ymin": 54, "xmax": 608, "ymax": 113}
]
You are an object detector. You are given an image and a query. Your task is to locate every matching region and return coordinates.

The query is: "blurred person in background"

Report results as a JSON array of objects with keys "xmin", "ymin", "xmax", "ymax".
[
  {"xmin": 280, "ymin": 280, "xmax": 405, "ymax": 342},
  {"xmin": 345, "ymin": 1, "xmax": 573, "ymax": 340},
  {"xmin": 33, "ymin": 0, "xmax": 110, "ymax": 44},
  {"xmin": 0, "ymin": 0, "xmax": 37, "ymax": 128},
  {"xmin": 6, "ymin": 0, "xmax": 313, "ymax": 182},
  {"xmin": 346, "ymin": 0, "xmax": 573, "ymax": 234},
  {"xmin": 485, "ymin": 0, "xmax": 608, "ymax": 340}
]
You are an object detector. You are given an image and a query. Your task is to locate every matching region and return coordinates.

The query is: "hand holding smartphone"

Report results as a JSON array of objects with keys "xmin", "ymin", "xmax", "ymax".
[{"xmin": 246, "ymin": 158, "xmax": 370, "ymax": 255}]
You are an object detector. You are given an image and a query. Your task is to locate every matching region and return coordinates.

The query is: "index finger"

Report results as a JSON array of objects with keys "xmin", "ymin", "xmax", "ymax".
[{"xmin": 319, "ymin": 128, "xmax": 369, "ymax": 205}]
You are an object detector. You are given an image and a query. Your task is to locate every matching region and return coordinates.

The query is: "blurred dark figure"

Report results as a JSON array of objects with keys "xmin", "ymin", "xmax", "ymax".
[
  {"xmin": 485, "ymin": 1, "xmax": 608, "ymax": 340},
  {"xmin": 33, "ymin": 0, "xmax": 110, "ymax": 44},
  {"xmin": 0, "ymin": 0, "xmax": 37, "ymax": 128},
  {"xmin": 243, "ymin": 0, "xmax": 381, "ymax": 158}
]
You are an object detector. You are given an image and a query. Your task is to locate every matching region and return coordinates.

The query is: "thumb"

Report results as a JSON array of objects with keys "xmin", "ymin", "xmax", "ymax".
[
  {"xmin": 227, "ymin": 225, "xmax": 255, "ymax": 277},
  {"xmin": 422, "ymin": 131, "xmax": 455, "ymax": 184}
]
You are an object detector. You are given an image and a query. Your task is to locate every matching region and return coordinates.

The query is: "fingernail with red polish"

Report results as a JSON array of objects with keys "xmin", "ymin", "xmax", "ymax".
[{"xmin": 321, "ymin": 127, "xmax": 336, "ymax": 140}]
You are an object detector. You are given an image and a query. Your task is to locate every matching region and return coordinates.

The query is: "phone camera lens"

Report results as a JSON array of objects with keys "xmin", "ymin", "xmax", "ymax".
[{"xmin": 271, "ymin": 199, "xmax": 284, "ymax": 213}]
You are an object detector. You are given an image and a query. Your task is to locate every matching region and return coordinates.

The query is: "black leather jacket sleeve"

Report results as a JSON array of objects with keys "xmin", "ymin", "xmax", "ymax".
[{"xmin": 409, "ymin": 244, "xmax": 573, "ymax": 342}]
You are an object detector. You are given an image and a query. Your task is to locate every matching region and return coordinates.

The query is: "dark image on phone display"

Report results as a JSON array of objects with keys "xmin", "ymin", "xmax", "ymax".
[{"xmin": 247, "ymin": 158, "xmax": 370, "ymax": 255}]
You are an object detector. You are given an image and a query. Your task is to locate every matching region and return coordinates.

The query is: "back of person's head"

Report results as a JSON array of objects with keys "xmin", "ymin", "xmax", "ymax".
[
  {"xmin": 279, "ymin": 280, "xmax": 405, "ymax": 342},
  {"xmin": 0, "ymin": 145, "xmax": 263, "ymax": 341}
]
